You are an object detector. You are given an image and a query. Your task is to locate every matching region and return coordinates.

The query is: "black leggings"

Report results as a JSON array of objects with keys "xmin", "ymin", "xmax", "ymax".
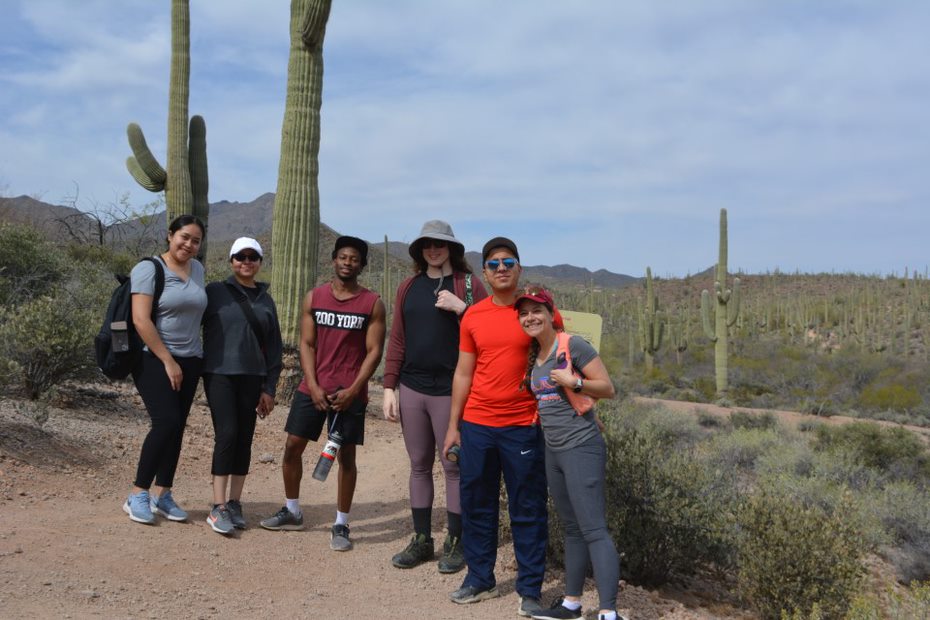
[
  {"xmin": 132, "ymin": 353, "xmax": 203, "ymax": 489},
  {"xmin": 203, "ymin": 373, "xmax": 263, "ymax": 476}
]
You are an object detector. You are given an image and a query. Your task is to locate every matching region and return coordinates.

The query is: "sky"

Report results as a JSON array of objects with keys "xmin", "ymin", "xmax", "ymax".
[{"xmin": 1, "ymin": 1, "xmax": 928, "ymax": 277}]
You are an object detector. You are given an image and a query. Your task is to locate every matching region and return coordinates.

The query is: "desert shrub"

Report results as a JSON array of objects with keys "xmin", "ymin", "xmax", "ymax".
[
  {"xmin": 66, "ymin": 242, "xmax": 135, "ymax": 276},
  {"xmin": 0, "ymin": 223, "xmax": 68, "ymax": 306},
  {"xmin": 705, "ymin": 428, "xmax": 785, "ymax": 472},
  {"xmin": 604, "ymin": 415, "xmax": 733, "ymax": 584},
  {"xmin": 730, "ymin": 410, "xmax": 778, "ymax": 431},
  {"xmin": 696, "ymin": 411, "xmax": 726, "ymax": 428},
  {"xmin": 0, "ymin": 289, "xmax": 97, "ymax": 399},
  {"xmin": 813, "ymin": 422, "xmax": 928, "ymax": 479},
  {"xmin": 858, "ymin": 481, "xmax": 930, "ymax": 582},
  {"xmin": 736, "ymin": 487, "xmax": 866, "ymax": 619},
  {"xmin": 859, "ymin": 383, "xmax": 922, "ymax": 412},
  {"xmin": 692, "ymin": 376, "xmax": 717, "ymax": 401}
]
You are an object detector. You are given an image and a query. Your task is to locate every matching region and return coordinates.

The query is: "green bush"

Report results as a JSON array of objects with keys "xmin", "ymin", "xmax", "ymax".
[
  {"xmin": 736, "ymin": 488, "xmax": 866, "ymax": 619},
  {"xmin": 813, "ymin": 422, "xmax": 928, "ymax": 478},
  {"xmin": 730, "ymin": 410, "xmax": 778, "ymax": 431},
  {"xmin": 604, "ymin": 414, "xmax": 733, "ymax": 584},
  {"xmin": 0, "ymin": 290, "xmax": 97, "ymax": 399},
  {"xmin": 706, "ymin": 428, "xmax": 785, "ymax": 471},
  {"xmin": 0, "ymin": 223, "xmax": 68, "ymax": 306},
  {"xmin": 859, "ymin": 384, "xmax": 922, "ymax": 412}
]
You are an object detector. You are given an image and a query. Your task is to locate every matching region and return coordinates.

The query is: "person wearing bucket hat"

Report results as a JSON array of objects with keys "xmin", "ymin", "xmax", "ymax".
[
  {"xmin": 515, "ymin": 286, "xmax": 621, "ymax": 620},
  {"xmin": 384, "ymin": 220, "xmax": 488, "ymax": 573},
  {"xmin": 442, "ymin": 236, "xmax": 549, "ymax": 617},
  {"xmin": 201, "ymin": 237, "xmax": 283, "ymax": 535}
]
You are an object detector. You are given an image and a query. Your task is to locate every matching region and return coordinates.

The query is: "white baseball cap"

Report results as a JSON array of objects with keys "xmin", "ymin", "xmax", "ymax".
[{"xmin": 229, "ymin": 237, "xmax": 263, "ymax": 258}]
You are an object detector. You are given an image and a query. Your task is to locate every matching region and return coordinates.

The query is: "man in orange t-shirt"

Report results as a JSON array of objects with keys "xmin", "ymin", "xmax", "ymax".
[{"xmin": 443, "ymin": 237, "xmax": 547, "ymax": 617}]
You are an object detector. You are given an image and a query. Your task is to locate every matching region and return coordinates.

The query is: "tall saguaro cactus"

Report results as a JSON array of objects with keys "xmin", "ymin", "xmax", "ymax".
[
  {"xmin": 701, "ymin": 208, "xmax": 741, "ymax": 395},
  {"xmin": 125, "ymin": 0, "xmax": 210, "ymax": 255},
  {"xmin": 271, "ymin": 0, "xmax": 333, "ymax": 346},
  {"xmin": 638, "ymin": 266, "xmax": 664, "ymax": 372}
]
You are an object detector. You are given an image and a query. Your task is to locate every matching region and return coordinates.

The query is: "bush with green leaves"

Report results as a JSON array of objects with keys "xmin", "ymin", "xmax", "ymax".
[
  {"xmin": 0, "ymin": 223, "xmax": 68, "ymax": 306},
  {"xmin": 602, "ymin": 403, "xmax": 733, "ymax": 584},
  {"xmin": 812, "ymin": 421, "xmax": 929, "ymax": 479},
  {"xmin": 736, "ymin": 487, "xmax": 866, "ymax": 619}
]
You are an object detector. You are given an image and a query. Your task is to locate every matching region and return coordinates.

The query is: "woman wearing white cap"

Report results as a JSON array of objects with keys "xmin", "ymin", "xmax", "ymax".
[
  {"xmin": 201, "ymin": 237, "xmax": 283, "ymax": 535},
  {"xmin": 383, "ymin": 220, "xmax": 488, "ymax": 572}
]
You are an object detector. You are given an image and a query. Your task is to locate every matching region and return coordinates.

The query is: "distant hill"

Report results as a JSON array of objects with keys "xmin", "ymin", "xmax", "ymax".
[{"xmin": 0, "ymin": 193, "xmax": 638, "ymax": 289}]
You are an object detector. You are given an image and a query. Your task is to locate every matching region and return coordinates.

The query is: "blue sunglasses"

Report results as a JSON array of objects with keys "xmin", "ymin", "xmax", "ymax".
[{"xmin": 485, "ymin": 258, "xmax": 518, "ymax": 271}]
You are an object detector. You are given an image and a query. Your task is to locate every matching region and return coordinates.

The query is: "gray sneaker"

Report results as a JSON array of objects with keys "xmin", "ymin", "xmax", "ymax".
[
  {"xmin": 518, "ymin": 596, "xmax": 544, "ymax": 617},
  {"xmin": 150, "ymin": 490, "xmax": 188, "ymax": 522},
  {"xmin": 226, "ymin": 499, "xmax": 247, "ymax": 529},
  {"xmin": 330, "ymin": 523, "xmax": 353, "ymax": 551},
  {"xmin": 122, "ymin": 490, "xmax": 155, "ymax": 525},
  {"xmin": 449, "ymin": 584, "xmax": 500, "ymax": 604},
  {"xmin": 206, "ymin": 506, "xmax": 234, "ymax": 535},
  {"xmin": 259, "ymin": 506, "xmax": 304, "ymax": 531}
]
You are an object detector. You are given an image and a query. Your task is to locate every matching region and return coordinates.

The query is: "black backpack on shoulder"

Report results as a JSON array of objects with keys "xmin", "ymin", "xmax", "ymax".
[{"xmin": 94, "ymin": 257, "xmax": 165, "ymax": 380}]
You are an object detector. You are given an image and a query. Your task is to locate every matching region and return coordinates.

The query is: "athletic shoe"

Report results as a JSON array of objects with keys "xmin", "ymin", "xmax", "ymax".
[
  {"xmin": 330, "ymin": 524, "xmax": 353, "ymax": 551},
  {"xmin": 437, "ymin": 535, "xmax": 465, "ymax": 574},
  {"xmin": 150, "ymin": 490, "xmax": 188, "ymax": 522},
  {"xmin": 122, "ymin": 491, "xmax": 155, "ymax": 524},
  {"xmin": 259, "ymin": 506, "xmax": 304, "ymax": 531},
  {"xmin": 449, "ymin": 584, "xmax": 500, "ymax": 604},
  {"xmin": 598, "ymin": 614, "xmax": 628, "ymax": 620},
  {"xmin": 391, "ymin": 533, "xmax": 434, "ymax": 568},
  {"xmin": 226, "ymin": 499, "xmax": 247, "ymax": 529},
  {"xmin": 206, "ymin": 506, "xmax": 234, "ymax": 535},
  {"xmin": 532, "ymin": 597, "xmax": 582, "ymax": 620},
  {"xmin": 518, "ymin": 596, "xmax": 544, "ymax": 617}
]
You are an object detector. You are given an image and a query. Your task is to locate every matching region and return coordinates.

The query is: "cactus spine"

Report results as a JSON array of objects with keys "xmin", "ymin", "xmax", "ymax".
[
  {"xmin": 701, "ymin": 208, "xmax": 741, "ymax": 395},
  {"xmin": 125, "ymin": 0, "xmax": 209, "ymax": 256},
  {"xmin": 271, "ymin": 0, "xmax": 333, "ymax": 346},
  {"xmin": 638, "ymin": 267, "xmax": 664, "ymax": 372}
]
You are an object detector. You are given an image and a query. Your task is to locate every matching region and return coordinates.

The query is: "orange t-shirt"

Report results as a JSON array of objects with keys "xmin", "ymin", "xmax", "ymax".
[{"xmin": 459, "ymin": 297, "xmax": 537, "ymax": 427}]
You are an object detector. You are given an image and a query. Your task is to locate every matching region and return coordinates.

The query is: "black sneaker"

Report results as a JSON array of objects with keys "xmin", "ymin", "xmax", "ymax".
[
  {"xmin": 532, "ymin": 597, "xmax": 583, "ymax": 620},
  {"xmin": 330, "ymin": 523, "xmax": 353, "ymax": 551},
  {"xmin": 226, "ymin": 499, "xmax": 247, "ymax": 529},
  {"xmin": 449, "ymin": 584, "xmax": 500, "ymax": 604},
  {"xmin": 437, "ymin": 535, "xmax": 465, "ymax": 574},
  {"xmin": 518, "ymin": 596, "xmax": 544, "ymax": 617},
  {"xmin": 391, "ymin": 533, "xmax": 434, "ymax": 568}
]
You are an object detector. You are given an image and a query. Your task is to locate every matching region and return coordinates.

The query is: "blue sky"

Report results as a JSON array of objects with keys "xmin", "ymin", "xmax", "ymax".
[{"xmin": 1, "ymin": 1, "xmax": 928, "ymax": 277}]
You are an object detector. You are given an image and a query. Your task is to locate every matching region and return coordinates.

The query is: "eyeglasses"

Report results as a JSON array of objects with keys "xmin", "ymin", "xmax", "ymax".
[
  {"xmin": 423, "ymin": 239, "xmax": 447, "ymax": 249},
  {"xmin": 485, "ymin": 258, "xmax": 518, "ymax": 271},
  {"xmin": 232, "ymin": 252, "xmax": 262, "ymax": 263}
]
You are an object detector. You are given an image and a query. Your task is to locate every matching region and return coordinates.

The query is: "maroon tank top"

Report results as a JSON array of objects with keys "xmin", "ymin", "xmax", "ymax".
[{"xmin": 298, "ymin": 283, "xmax": 380, "ymax": 402}]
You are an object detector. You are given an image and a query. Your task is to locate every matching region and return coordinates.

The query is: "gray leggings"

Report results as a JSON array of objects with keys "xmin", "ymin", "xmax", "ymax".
[
  {"xmin": 398, "ymin": 384, "xmax": 460, "ymax": 513},
  {"xmin": 545, "ymin": 432, "xmax": 619, "ymax": 611}
]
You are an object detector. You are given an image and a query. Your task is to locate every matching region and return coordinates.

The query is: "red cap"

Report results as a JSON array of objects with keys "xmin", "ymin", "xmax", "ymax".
[{"xmin": 515, "ymin": 287, "xmax": 563, "ymax": 329}]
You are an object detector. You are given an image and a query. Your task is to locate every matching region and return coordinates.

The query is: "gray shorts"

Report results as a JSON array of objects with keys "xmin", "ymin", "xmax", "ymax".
[{"xmin": 284, "ymin": 390, "xmax": 366, "ymax": 445}]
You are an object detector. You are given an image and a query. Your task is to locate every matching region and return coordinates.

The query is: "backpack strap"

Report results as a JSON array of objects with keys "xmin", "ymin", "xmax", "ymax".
[
  {"xmin": 464, "ymin": 273, "xmax": 474, "ymax": 306},
  {"xmin": 224, "ymin": 281, "xmax": 266, "ymax": 353},
  {"xmin": 144, "ymin": 257, "xmax": 166, "ymax": 321},
  {"xmin": 556, "ymin": 332, "xmax": 596, "ymax": 416}
]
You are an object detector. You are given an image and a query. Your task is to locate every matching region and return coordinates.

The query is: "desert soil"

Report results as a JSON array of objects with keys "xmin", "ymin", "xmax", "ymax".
[{"xmin": 0, "ymin": 383, "xmax": 755, "ymax": 620}]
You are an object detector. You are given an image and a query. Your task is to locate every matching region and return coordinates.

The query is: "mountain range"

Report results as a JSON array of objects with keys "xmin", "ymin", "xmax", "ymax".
[{"xmin": 0, "ymin": 193, "xmax": 639, "ymax": 288}]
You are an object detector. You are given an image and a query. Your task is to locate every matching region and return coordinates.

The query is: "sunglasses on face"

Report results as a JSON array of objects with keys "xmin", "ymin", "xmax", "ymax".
[
  {"xmin": 423, "ymin": 239, "xmax": 447, "ymax": 249},
  {"xmin": 485, "ymin": 258, "xmax": 518, "ymax": 271},
  {"xmin": 232, "ymin": 252, "xmax": 261, "ymax": 263}
]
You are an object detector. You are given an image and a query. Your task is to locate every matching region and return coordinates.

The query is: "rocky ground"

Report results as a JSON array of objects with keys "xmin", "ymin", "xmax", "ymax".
[{"xmin": 0, "ymin": 382, "xmax": 754, "ymax": 619}]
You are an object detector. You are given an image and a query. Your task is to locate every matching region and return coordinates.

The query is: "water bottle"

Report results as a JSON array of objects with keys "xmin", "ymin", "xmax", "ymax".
[
  {"xmin": 446, "ymin": 444, "xmax": 461, "ymax": 463},
  {"xmin": 312, "ymin": 429, "xmax": 343, "ymax": 481}
]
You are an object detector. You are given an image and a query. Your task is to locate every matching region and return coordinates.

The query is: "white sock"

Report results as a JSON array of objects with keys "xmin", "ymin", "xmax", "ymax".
[
  {"xmin": 285, "ymin": 498, "xmax": 301, "ymax": 516},
  {"xmin": 335, "ymin": 510, "xmax": 349, "ymax": 526},
  {"xmin": 562, "ymin": 599, "xmax": 582, "ymax": 611}
]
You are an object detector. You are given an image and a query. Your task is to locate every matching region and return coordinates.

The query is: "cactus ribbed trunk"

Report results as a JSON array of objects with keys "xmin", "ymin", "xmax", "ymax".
[
  {"xmin": 701, "ymin": 208, "xmax": 741, "ymax": 395},
  {"xmin": 638, "ymin": 266, "xmax": 663, "ymax": 372},
  {"xmin": 125, "ymin": 0, "xmax": 209, "ymax": 259},
  {"xmin": 271, "ymin": 0, "xmax": 332, "ymax": 346}
]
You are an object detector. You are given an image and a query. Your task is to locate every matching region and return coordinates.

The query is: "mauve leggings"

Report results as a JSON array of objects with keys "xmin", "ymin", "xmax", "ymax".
[{"xmin": 398, "ymin": 384, "xmax": 460, "ymax": 513}]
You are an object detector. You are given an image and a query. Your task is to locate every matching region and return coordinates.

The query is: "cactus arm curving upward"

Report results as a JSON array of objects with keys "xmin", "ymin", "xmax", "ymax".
[{"xmin": 126, "ymin": 123, "xmax": 167, "ymax": 190}]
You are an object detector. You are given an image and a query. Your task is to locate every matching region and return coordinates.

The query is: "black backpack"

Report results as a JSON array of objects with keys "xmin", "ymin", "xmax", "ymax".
[{"xmin": 94, "ymin": 257, "xmax": 165, "ymax": 380}]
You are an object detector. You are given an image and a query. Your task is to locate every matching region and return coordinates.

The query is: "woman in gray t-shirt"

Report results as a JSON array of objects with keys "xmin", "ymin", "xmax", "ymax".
[
  {"xmin": 515, "ymin": 286, "xmax": 623, "ymax": 620},
  {"xmin": 123, "ymin": 215, "xmax": 208, "ymax": 527}
]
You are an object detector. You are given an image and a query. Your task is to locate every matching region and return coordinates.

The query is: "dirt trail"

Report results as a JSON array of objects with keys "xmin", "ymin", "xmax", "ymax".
[{"xmin": 0, "ymin": 385, "xmax": 740, "ymax": 619}]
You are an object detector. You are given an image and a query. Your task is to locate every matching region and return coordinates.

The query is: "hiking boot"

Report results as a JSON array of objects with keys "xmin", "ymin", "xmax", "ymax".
[
  {"xmin": 330, "ymin": 524, "xmax": 353, "ymax": 551},
  {"xmin": 449, "ymin": 584, "xmax": 500, "ymax": 604},
  {"xmin": 518, "ymin": 596, "xmax": 544, "ymax": 617},
  {"xmin": 259, "ymin": 506, "xmax": 304, "ymax": 531},
  {"xmin": 532, "ymin": 597, "xmax": 582, "ymax": 620},
  {"xmin": 226, "ymin": 499, "xmax": 247, "ymax": 529},
  {"xmin": 122, "ymin": 490, "xmax": 155, "ymax": 525},
  {"xmin": 150, "ymin": 490, "xmax": 188, "ymax": 522},
  {"xmin": 391, "ymin": 533, "xmax": 434, "ymax": 568},
  {"xmin": 206, "ymin": 506, "xmax": 234, "ymax": 535},
  {"xmin": 437, "ymin": 535, "xmax": 465, "ymax": 574}
]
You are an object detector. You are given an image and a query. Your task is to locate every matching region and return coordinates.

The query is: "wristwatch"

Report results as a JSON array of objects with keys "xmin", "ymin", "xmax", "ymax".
[{"xmin": 572, "ymin": 377, "xmax": 584, "ymax": 393}]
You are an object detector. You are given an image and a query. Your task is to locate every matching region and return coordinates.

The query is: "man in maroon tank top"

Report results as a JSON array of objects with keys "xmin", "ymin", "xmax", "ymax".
[{"xmin": 260, "ymin": 236, "xmax": 386, "ymax": 552}]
